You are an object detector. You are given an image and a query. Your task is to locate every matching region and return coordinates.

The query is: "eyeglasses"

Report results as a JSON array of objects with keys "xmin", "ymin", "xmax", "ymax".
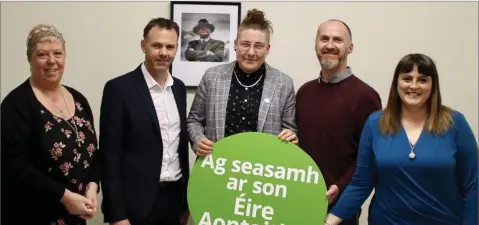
[{"xmin": 238, "ymin": 42, "xmax": 267, "ymax": 53}]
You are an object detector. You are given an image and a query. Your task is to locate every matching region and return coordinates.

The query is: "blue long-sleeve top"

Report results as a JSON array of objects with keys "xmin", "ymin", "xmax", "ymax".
[{"xmin": 330, "ymin": 110, "xmax": 478, "ymax": 225}]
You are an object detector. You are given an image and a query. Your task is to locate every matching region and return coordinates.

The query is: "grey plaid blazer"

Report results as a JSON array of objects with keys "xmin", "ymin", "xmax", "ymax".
[{"xmin": 187, "ymin": 61, "xmax": 297, "ymax": 149}]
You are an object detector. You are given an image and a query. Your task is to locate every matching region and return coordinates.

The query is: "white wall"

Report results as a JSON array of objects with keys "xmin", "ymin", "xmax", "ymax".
[{"xmin": 1, "ymin": 2, "xmax": 477, "ymax": 225}]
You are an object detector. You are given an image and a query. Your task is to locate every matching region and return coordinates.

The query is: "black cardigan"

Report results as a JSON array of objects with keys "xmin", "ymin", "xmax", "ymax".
[{"xmin": 1, "ymin": 79, "xmax": 100, "ymax": 224}]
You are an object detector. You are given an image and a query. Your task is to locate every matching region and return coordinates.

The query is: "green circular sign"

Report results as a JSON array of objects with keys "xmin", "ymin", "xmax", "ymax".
[{"xmin": 187, "ymin": 132, "xmax": 328, "ymax": 225}]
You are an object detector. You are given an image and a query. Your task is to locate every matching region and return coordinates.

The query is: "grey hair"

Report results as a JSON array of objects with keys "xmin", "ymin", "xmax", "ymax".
[{"xmin": 26, "ymin": 24, "xmax": 66, "ymax": 62}]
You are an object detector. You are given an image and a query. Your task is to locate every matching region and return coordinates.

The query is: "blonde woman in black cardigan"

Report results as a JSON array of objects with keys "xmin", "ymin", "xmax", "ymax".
[{"xmin": 1, "ymin": 24, "xmax": 100, "ymax": 225}]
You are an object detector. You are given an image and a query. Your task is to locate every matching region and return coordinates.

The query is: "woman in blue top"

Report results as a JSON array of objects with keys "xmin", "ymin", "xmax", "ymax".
[{"xmin": 324, "ymin": 53, "xmax": 478, "ymax": 225}]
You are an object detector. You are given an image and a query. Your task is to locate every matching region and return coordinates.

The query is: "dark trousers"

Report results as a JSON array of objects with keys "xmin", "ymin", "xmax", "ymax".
[{"xmin": 142, "ymin": 181, "xmax": 182, "ymax": 225}]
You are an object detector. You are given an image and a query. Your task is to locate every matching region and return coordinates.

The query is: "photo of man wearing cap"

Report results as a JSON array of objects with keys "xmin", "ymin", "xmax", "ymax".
[{"xmin": 184, "ymin": 18, "xmax": 226, "ymax": 62}]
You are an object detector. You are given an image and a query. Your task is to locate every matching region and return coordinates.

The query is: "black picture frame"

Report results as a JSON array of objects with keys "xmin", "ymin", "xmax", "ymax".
[{"xmin": 170, "ymin": 1, "xmax": 242, "ymax": 88}]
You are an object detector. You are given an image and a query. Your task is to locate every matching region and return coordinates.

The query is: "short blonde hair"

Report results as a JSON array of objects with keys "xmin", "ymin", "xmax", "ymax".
[{"xmin": 26, "ymin": 24, "xmax": 65, "ymax": 61}]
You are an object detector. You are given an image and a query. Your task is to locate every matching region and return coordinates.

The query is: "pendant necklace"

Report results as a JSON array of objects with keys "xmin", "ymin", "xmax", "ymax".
[
  {"xmin": 403, "ymin": 120, "xmax": 425, "ymax": 160},
  {"xmin": 408, "ymin": 141, "xmax": 416, "ymax": 159},
  {"xmin": 41, "ymin": 88, "xmax": 82, "ymax": 147},
  {"xmin": 408, "ymin": 134, "xmax": 421, "ymax": 160}
]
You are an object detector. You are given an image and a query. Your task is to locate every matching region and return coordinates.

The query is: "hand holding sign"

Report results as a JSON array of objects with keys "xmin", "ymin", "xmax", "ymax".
[
  {"xmin": 196, "ymin": 137, "xmax": 214, "ymax": 156},
  {"xmin": 187, "ymin": 132, "xmax": 328, "ymax": 225},
  {"xmin": 326, "ymin": 185, "xmax": 339, "ymax": 205}
]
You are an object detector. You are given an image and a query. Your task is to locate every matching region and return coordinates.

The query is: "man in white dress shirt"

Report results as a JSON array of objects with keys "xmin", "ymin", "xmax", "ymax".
[{"xmin": 99, "ymin": 17, "xmax": 190, "ymax": 225}]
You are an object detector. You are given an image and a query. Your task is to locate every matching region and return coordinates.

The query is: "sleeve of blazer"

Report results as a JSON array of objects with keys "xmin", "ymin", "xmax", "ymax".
[
  {"xmin": 199, "ymin": 40, "xmax": 224, "ymax": 62},
  {"xmin": 211, "ymin": 40, "xmax": 225, "ymax": 62},
  {"xmin": 187, "ymin": 71, "xmax": 210, "ymax": 150},
  {"xmin": 184, "ymin": 41, "xmax": 197, "ymax": 61},
  {"xmin": 99, "ymin": 80, "xmax": 127, "ymax": 222},
  {"xmin": 281, "ymin": 77, "xmax": 297, "ymax": 134},
  {"xmin": 179, "ymin": 82, "xmax": 191, "ymax": 213},
  {"xmin": 1, "ymin": 96, "xmax": 66, "ymax": 201}
]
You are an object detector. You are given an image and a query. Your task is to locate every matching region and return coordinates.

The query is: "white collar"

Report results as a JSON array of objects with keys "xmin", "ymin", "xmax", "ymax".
[
  {"xmin": 200, "ymin": 37, "xmax": 210, "ymax": 42},
  {"xmin": 141, "ymin": 63, "xmax": 174, "ymax": 89}
]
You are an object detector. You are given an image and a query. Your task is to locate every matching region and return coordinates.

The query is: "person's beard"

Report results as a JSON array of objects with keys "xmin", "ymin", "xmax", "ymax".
[
  {"xmin": 320, "ymin": 57, "xmax": 342, "ymax": 70},
  {"xmin": 318, "ymin": 48, "xmax": 345, "ymax": 70}
]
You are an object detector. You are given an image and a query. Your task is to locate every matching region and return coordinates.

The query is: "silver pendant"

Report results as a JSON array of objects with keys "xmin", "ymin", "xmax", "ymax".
[
  {"xmin": 245, "ymin": 87, "xmax": 248, "ymax": 90},
  {"xmin": 409, "ymin": 152, "xmax": 416, "ymax": 159},
  {"xmin": 76, "ymin": 135, "xmax": 81, "ymax": 147}
]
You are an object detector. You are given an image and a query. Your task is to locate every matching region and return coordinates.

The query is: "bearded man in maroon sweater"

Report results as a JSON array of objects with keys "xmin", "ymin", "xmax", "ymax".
[{"xmin": 296, "ymin": 19, "xmax": 382, "ymax": 225}]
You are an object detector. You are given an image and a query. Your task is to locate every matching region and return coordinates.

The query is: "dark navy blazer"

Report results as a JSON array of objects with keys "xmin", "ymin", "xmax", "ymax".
[{"xmin": 99, "ymin": 64, "xmax": 190, "ymax": 224}]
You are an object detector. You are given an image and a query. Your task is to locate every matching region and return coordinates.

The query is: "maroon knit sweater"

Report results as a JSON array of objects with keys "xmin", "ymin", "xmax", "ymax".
[{"xmin": 296, "ymin": 75, "xmax": 382, "ymax": 201}]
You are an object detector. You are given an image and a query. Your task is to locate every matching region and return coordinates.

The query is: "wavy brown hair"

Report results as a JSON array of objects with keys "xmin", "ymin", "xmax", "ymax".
[
  {"xmin": 379, "ymin": 53, "xmax": 453, "ymax": 135},
  {"xmin": 237, "ymin": 9, "xmax": 273, "ymax": 42}
]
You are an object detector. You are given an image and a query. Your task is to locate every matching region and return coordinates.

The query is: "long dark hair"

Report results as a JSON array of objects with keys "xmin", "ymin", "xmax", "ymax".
[{"xmin": 379, "ymin": 53, "xmax": 453, "ymax": 135}]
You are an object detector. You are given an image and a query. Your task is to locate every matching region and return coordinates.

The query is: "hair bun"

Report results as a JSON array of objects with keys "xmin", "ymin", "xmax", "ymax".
[
  {"xmin": 239, "ymin": 8, "xmax": 273, "ymax": 35},
  {"xmin": 246, "ymin": 9, "xmax": 265, "ymax": 21}
]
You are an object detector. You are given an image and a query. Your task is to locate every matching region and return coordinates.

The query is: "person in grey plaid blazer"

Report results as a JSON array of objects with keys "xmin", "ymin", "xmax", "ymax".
[{"xmin": 187, "ymin": 9, "xmax": 298, "ymax": 156}]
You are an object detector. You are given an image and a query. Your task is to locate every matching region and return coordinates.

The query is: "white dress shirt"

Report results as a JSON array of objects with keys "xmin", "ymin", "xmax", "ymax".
[{"xmin": 141, "ymin": 63, "xmax": 182, "ymax": 182}]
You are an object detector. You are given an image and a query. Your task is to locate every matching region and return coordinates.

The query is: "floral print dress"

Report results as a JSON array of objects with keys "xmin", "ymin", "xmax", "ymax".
[{"xmin": 39, "ymin": 100, "xmax": 98, "ymax": 225}]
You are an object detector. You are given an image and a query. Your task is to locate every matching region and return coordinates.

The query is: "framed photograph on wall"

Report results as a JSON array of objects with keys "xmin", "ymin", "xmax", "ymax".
[{"xmin": 170, "ymin": 1, "xmax": 241, "ymax": 87}]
